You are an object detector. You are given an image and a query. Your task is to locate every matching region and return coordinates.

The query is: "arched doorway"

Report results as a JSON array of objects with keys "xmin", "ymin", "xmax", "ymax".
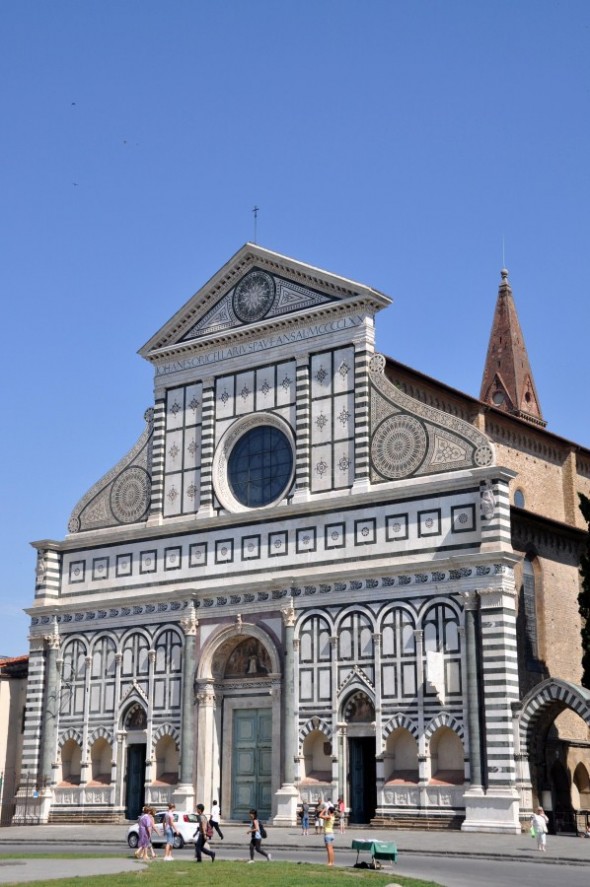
[
  {"xmin": 123, "ymin": 702, "xmax": 147, "ymax": 820},
  {"xmin": 196, "ymin": 622, "xmax": 281, "ymax": 821},
  {"xmin": 519, "ymin": 679, "xmax": 590, "ymax": 834},
  {"xmin": 344, "ymin": 690, "xmax": 376, "ymax": 823}
]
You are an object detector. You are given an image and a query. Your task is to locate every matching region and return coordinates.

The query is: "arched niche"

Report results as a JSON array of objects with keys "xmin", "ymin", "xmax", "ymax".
[{"xmin": 384, "ymin": 727, "xmax": 419, "ymax": 784}]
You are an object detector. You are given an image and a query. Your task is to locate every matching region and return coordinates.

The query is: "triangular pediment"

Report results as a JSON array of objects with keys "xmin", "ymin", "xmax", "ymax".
[{"xmin": 139, "ymin": 243, "xmax": 390, "ymax": 360}]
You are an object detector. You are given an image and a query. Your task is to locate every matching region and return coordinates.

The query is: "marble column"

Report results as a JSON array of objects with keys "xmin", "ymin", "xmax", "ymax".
[
  {"xmin": 173, "ymin": 606, "xmax": 198, "ymax": 810},
  {"xmin": 38, "ymin": 624, "xmax": 61, "ymax": 822},
  {"xmin": 462, "ymin": 591, "xmax": 483, "ymax": 791},
  {"xmin": 274, "ymin": 598, "xmax": 299, "ymax": 824}
]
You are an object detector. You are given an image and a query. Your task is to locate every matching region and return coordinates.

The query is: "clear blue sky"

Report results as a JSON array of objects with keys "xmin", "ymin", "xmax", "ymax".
[{"xmin": 1, "ymin": 0, "xmax": 589, "ymax": 655}]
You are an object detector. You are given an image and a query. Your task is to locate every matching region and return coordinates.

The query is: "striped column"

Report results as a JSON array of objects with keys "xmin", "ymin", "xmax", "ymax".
[
  {"xmin": 20, "ymin": 636, "xmax": 47, "ymax": 783},
  {"xmin": 478, "ymin": 581, "xmax": 519, "ymax": 791},
  {"xmin": 293, "ymin": 357, "xmax": 310, "ymax": 501},
  {"xmin": 199, "ymin": 380, "xmax": 215, "ymax": 516},
  {"xmin": 147, "ymin": 398, "xmax": 166, "ymax": 522},
  {"xmin": 461, "ymin": 591, "xmax": 483, "ymax": 789},
  {"xmin": 480, "ymin": 477, "xmax": 513, "ymax": 552},
  {"xmin": 34, "ymin": 548, "xmax": 61, "ymax": 601},
  {"xmin": 352, "ymin": 346, "xmax": 371, "ymax": 492}
]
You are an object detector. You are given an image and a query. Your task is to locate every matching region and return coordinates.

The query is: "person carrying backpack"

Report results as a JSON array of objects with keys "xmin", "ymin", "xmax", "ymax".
[
  {"xmin": 194, "ymin": 803, "xmax": 216, "ymax": 863},
  {"xmin": 246, "ymin": 808, "xmax": 271, "ymax": 862}
]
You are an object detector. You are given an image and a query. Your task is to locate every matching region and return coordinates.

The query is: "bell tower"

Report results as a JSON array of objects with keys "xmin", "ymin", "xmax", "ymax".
[{"xmin": 480, "ymin": 269, "xmax": 545, "ymax": 427}]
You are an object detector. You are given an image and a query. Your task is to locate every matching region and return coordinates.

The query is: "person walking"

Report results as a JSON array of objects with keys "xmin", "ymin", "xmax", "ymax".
[
  {"xmin": 194, "ymin": 803, "xmax": 216, "ymax": 863},
  {"xmin": 246, "ymin": 808, "xmax": 271, "ymax": 862},
  {"xmin": 300, "ymin": 801, "xmax": 310, "ymax": 836},
  {"xmin": 320, "ymin": 803, "xmax": 336, "ymax": 866},
  {"xmin": 146, "ymin": 807, "xmax": 158, "ymax": 859},
  {"xmin": 163, "ymin": 803, "xmax": 179, "ymax": 861},
  {"xmin": 210, "ymin": 799, "xmax": 224, "ymax": 839},
  {"xmin": 530, "ymin": 805, "xmax": 549, "ymax": 852},
  {"xmin": 135, "ymin": 806, "xmax": 152, "ymax": 860}
]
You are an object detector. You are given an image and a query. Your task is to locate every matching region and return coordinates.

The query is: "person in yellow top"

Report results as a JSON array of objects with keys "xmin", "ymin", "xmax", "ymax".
[{"xmin": 319, "ymin": 804, "xmax": 335, "ymax": 866}]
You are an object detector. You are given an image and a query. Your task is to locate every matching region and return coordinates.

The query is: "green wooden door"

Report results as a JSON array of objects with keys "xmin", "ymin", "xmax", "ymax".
[{"xmin": 231, "ymin": 708, "xmax": 272, "ymax": 820}]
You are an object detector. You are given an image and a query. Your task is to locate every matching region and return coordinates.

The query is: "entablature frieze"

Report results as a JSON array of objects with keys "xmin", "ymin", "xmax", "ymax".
[{"xmin": 28, "ymin": 560, "xmax": 516, "ymax": 635}]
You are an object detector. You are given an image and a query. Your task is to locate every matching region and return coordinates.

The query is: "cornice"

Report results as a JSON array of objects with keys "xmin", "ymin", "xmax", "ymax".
[
  {"xmin": 144, "ymin": 295, "xmax": 381, "ymax": 366},
  {"xmin": 139, "ymin": 243, "xmax": 390, "ymax": 358},
  {"xmin": 32, "ymin": 464, "xmax": 511, "ymax": 554}
]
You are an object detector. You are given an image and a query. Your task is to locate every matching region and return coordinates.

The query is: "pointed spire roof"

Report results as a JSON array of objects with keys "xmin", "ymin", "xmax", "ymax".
[{"xmin": 480, "ymin": 269, "xmax": 545, "ymax": 427}]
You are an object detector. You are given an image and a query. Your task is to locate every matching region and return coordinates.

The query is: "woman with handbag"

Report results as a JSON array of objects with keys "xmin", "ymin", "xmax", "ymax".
[{"xmin": 530, "ymin": 806, "xmax": 549, "ymax": 852}]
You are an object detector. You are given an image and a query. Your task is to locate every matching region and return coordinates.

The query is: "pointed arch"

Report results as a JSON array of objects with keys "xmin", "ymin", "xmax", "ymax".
[
  {"xmin": 58, "ymin": 728, "xmax": 83, "ymax": 749},
  {"xmin": 88, "ymin": 726, "xmax": 113, "ymax": 745},
  {"xmin": 152, "ymin": 723, "xmax": 181, "ymax": 750},
  {"xmin": 382, "ymin": 713, "xmax": 419, "ymax": 742},
  {"xmin": 299, "ymin": 717, "xmax": 333, "ymax": 745},
  {"xmin": 425, "ymin": 712, "xmax": 465, "ymax": 742}
]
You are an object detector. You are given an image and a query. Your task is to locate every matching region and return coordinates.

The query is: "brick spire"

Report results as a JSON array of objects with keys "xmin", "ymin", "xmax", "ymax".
[{"xmin": 480, "ymin": 269, "xmax": 545, "ymax": 427}]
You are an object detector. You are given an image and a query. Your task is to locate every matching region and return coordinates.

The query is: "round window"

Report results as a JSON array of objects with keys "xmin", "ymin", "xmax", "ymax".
[{"xmin": 227, "ymin": 425, "xmax": 293, "ymax": 508}]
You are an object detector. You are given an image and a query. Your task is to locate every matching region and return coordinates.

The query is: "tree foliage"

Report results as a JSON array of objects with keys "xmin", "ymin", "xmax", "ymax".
[{"xmin": 579, "ymin": 493, "xmax": 590, "ymax": 690}]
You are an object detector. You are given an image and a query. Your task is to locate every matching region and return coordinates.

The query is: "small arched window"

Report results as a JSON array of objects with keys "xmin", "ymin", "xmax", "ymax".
[{"xmin": 514, "ymin": 488, "xmax": 525, "ymax": 508}]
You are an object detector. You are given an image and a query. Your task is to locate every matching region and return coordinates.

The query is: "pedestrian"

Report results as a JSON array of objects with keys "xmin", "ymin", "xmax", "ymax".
[
  {"xmin": 320, "ymin": 803, "xmax": 336, "ymax": 866},
  {"xmin": 194, "ymin": 803, "xmax": 216, "ymax": 863},
  {"xmin": 163, "ymin": 802, "xmax": 178, "ymax": 861},
  {"xmin": 146, "ymin": 807, "xmax": 158, "ymax": 859},
  {"xmin": 210, "ymin": 799, "xmax": 224, "ymax": 839},
  {"xmin": 246, "ymin": 808, "xmax": 271, "ymax": 862},
  {"xmin": 300, "ymin": 800, "xmax": 309, "ymax": 836},
  {"xmin": 530, "ymin": 805, "xmax": 549, "ymax": 852},
  {"xmin": 135, "ymin": 805, "xmax": 151, "ymax": 860},
  {"xmin": 338, "ymin": 797, "xmax": 346, "ymax": 834},
  {"xmin": 314, "ymin": 798, "xmax": 323, "ymax": 834}
]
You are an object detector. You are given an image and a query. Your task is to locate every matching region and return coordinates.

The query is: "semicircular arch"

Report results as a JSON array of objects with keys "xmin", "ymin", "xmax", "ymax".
[
  {"xmin": 197, "ymin": 621, "xmax": 281, "ymax": 681},
  {"xmin": 518, "ymin": 678, "xmax": 590, "ymax": 749}
]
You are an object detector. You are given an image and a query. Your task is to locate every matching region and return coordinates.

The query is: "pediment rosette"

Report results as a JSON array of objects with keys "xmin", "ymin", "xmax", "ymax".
[
  {"xmin": 180, "ymin": 267, "xmax": 337, "ymax": 341},
  {"xmin": 139, "ymin": 244, "xmax": 391, "ymax": 359},
  {"xmin": 369, "ymin": 354, "xmax": 494, "ymax": 481}
]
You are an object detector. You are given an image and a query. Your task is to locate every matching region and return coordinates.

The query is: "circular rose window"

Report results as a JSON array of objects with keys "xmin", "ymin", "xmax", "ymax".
[{"xmin": 213, "ymin": 414, "xmax": 295, "ymax": 512}]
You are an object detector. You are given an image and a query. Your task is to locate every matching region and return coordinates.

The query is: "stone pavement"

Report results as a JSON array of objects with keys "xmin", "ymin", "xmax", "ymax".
[{"xmin": 0, "ymin": 822, "xmax": 589, "ymax": 881}]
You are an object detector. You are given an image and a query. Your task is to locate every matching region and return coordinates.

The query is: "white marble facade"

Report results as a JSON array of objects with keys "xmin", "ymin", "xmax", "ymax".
[{"xmin": 18, "ymin": 245, "xmax": 521, "ymax": 831}]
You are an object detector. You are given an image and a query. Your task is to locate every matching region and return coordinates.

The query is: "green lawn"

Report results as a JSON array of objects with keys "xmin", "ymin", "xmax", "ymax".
[{"xmin": 0, "ymin": 856, "xmax": 443, "ymax": 887}]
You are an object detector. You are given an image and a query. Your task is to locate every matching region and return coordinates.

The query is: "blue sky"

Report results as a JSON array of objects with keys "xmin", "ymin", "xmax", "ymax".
[{"xmin": 1, "ymin": 0, "xmax": 589, "ymax": 655}]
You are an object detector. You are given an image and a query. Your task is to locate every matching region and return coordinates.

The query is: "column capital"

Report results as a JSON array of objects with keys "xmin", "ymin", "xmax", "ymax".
[
  {"xmin": 180, "ymin": 608, "xmax": 199, "ymax": 636},
  {"xmin": 196, "ymin": 686, "xmax": 216, "ymax": 707},
  {"xmin": 461, "ymin": 590, "xmax": 479, "ymax": 610},
  {"xmin": 281, "ymin": 597, "xmax": 296, "ymax": 628},
  {"xmin": 44, "ymin": 632, "xmax": 61, "ymax": 651}
]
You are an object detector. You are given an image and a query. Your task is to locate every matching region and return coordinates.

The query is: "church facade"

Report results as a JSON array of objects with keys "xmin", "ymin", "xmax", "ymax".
[{"xmin": 16, "ymin": 245, "xmax": 590, "ymax": 832}]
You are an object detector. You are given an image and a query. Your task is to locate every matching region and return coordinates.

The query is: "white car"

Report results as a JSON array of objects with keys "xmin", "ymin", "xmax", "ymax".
[{"xmin": 127, "ymin": 809, "xmax": 200, "ymax": 849}]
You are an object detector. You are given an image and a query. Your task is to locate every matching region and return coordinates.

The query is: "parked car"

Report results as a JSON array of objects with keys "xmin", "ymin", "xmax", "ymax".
[{"xmin": 127, "ymin": 810, "xmax": 200, "ymax": 849}]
